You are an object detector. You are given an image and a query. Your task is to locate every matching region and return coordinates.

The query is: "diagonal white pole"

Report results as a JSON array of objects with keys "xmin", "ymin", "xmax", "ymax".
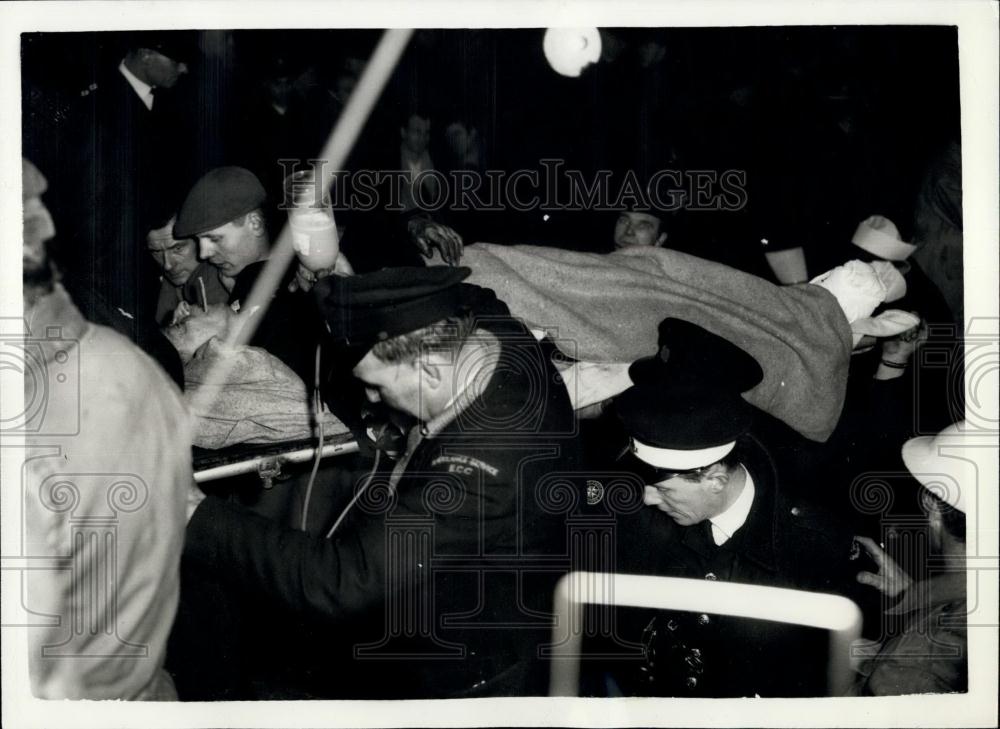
[{"xmin": 189, "ymin": 29, "xmax": 413, "ymax": 422}]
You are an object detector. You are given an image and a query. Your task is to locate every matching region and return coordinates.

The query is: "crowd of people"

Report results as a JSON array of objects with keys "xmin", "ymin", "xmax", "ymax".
[{"xmin": 18, "ymin": 29, "xmax": 983, "ymax": 702}]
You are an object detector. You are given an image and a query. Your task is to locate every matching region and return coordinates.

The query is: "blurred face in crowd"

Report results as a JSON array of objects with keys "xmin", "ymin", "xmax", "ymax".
[
  {"xmin": 401, "ymin": 114, "xmax": 431, "ymax": 156},
  {"xmin": 614, "ymin": 211, "xmax": 667, "ymax": 249},
  {"xmin": 139, "ymin": 49, "xmax": 188, "ymax": 89},
  {"xmin": 163, "ymin": 303, "xmax": 236, "ymax": 363},
  {"xmin": 334, "ymin": 71, "xmax": 357, "ymax": 102},
  {"xmin": 266, "ymin": 74, "xmax": 293, "ymax": 108},
  {"xmin": 642, "ymin": 465, "xmax": 728, "ymax": 526},
  {"xmin": 23, "ymin": 192, "xmax": 55, "ymax": 275},
  {"xmin": 147, "ymin": 217, "xmax": 199, "ymax": 286},
  {"xmin": 196, "ymin": 212, "xmax": 269, "ymax": 277}
]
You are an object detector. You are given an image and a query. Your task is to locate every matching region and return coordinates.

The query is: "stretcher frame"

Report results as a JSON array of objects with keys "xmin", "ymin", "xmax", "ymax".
[{"xmin": 193, "ymin": 432, "xmax": 358, "ymax": 484}]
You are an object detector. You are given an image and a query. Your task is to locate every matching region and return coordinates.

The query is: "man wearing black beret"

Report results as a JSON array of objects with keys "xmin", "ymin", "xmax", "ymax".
[
  {"xmin": 597, "ymin": 318, "xmax": 860, "ymax": 698},
  {"xmin": 180, "ymin": 266, "xmax": 582, "ymax": 698},
  {"xmin": 173, "ymin": 165, "xmax": 330, "ymax": 383}
]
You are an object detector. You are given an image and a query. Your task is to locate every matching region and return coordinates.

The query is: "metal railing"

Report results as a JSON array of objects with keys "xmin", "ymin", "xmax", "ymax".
[{"xmin": 547, "ymin": 571, "xmax": 863, "ymax": 697}]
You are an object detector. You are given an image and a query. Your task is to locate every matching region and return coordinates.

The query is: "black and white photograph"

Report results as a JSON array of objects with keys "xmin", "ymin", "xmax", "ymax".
[{"xmin": 1, "ymin": 1, "xmax": 997, "ymax": 727}]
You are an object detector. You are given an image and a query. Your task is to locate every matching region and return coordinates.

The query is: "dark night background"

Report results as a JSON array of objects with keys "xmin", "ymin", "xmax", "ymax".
[{"xmin": 22, "ymin": 27, "xmax": 960, "ymax": 273}]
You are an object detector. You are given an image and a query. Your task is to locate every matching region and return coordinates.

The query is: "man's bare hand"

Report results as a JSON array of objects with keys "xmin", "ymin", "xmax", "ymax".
[
  {"xmin": 408, "ymin": 218, "xmax": 463, "ymax": 265},
  {"xmin": 854, "ymin": 535, "xmax": 913, "ymax": 598}
]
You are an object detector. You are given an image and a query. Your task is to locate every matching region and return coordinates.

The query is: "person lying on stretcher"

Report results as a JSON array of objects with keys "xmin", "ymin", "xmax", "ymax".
[{"xmin": 163, "ymin": 302, "xmax": 347, "ymax": 449}]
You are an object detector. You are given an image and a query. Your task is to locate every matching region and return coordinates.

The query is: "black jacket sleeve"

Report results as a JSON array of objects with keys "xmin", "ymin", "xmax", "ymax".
[{"xmin": 185, "ymin": 496, "xmax": 387, "ymax": 620}]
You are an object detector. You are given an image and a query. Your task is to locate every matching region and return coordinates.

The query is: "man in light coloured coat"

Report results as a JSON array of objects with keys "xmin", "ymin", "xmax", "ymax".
[{"xmin": 21, "ymin": 158, "xmax": 192, "ymax": 700}]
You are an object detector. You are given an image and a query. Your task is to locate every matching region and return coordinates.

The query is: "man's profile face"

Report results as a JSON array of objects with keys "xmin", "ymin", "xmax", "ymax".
[
  {"xmin": 266, "ymin": 75, "xmax": 293, "ymax": 107},
  {"xmin": 642, "ymin": 474, "xmax": 721, "ymax": 526},
  {"xmin": 353, "ymin": 350, "xmax": 427, "ymax": 421},
  {"xmin": 401, "ymin": 115, "xmax": 431, "ymax": 156},
  {"xmin": 196, "ymin": 216, "xmax": 264, "ymax": 277},
  {"xmin": 334, "ymin": 72, "xmax": 357, "ymax": 103},
  {"xmin": 614, "ymin": 211, "xmax": 667, "ymax": 249},
  {"xmin": 147, "ymin": 218, "xmax": 199, "ymax": 286},
  {"xmin": 142, "ymin": 49, "xmax": 188, "ymax": 89}
]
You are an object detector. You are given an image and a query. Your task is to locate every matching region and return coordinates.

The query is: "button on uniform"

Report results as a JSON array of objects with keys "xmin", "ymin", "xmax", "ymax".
[
  {"xmin": 704, "ymin": 572, "xmax": 717, "ymax": 581},
  {"xmin": 697, "ymin": 613, "xmax": 711, "ymax": 626}
]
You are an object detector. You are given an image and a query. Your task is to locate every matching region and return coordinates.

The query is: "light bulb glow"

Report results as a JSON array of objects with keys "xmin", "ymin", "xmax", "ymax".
[{"xmin": 543, "ymin": 28, "xmax": 602, "ymax": 77}]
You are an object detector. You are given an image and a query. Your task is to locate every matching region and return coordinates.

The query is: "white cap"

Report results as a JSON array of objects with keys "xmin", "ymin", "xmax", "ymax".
[
  {"xmin": 850, "ymin": 309, "xmax": 920, "ymax": 339},
  {"xmin": 632, "ymin": 438, "xmax": 736, "ymax": 471},
  {"xmin": 851, "ymin": 215, "xmax": 918, "ymax": 262},
  {"xmin": 901, "ymin": 421, "xmax": 997, "ymax": 513}
]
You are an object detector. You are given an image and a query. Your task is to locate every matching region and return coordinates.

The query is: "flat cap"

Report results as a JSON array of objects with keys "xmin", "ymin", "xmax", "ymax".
[
  {"xmin": 313, "ymin": 266, "xmax": 472, "ymax": 348},
  {"xmin": 174, "ymin": 166, "xmax": 266, "ymax": 239},
  {"xmin": 616, "ymin": 318, "xmax": 763, "ymax": 470}
]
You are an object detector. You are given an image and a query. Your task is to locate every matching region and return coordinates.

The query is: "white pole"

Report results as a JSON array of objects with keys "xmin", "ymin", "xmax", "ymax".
[
  {"xmin": 193, "ymin": 439, "xmax": 359, "ymax": 484},
  {"xmin": 189, "ymin": 29, "xmax": 414, "ymax": 421}
]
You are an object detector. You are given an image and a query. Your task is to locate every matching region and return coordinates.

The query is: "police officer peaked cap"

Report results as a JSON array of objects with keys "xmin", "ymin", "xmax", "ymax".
[
  {"xmin": 314, "ymin": 266, "xmax": 472, "ymax": 347},
  {"xmin": 174, "ymin": 167, "xmax": 266, "ymax": 239},
  {"xmin": 125, "ymin": 31, "xmax": 199, "ymax": 63},
  {"xmin": 617, "ymin": 318, "xmax": 763, "ymax": 471},
  {"xmin": 629, "ymin": 318, "xmax": 763, "ymax": 392}
]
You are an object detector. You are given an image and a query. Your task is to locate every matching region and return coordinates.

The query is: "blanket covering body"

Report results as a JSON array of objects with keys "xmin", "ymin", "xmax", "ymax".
[
  {"xmin": 456, "ymin": 243, "xmax": 854, "ymax": 442},
  {"xmin": 184, "ymin": 338, "xmax": 349, "ymax": 449}
]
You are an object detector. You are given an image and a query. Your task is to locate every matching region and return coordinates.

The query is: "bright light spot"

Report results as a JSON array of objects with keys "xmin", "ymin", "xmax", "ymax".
[{"xmin": 543, "ymin": 28, "xmax": 602, "ymax": 78}]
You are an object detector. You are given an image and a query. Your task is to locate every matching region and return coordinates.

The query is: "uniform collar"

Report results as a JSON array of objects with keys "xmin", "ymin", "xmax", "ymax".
[
  {"xmin": 420, "ymin": 329, "xmax": 499, "ymax": 439},
  {"xmin": 118, "ymin": 59, "xmax": 155, "ymax": 110},
  {"xmin": 709, "ymin": 467, "xmax": 755, "ymax": 545},
  {"xmin": 690, "ymin": 446, "xmax": 779, "ymax": 571},
  {"xmin": 737, "ymin": 455, "xmax": 780, "ymax": 571},
  {"xmin": 676, "ymin": 461, "xmax": 778, "ymax": 570}
]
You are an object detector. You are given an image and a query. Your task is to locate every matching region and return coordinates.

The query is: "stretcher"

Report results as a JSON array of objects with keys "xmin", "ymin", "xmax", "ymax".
[{"xmin": 193, "ymin": 431, "xmax": 358, "ymax": 484}]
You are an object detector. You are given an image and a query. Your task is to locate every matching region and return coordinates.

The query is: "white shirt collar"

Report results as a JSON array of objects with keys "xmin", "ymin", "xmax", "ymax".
[
  {"xmin": 420, "ymin": 330, "xmax": 497, "ymax": 438},
  {"xmin": 709, "ymin": 466, "xmax": 755, "ymax": 546},
  {"xmin": 118, "ymin": 59, "xmax": 154, "ymax": 110}
]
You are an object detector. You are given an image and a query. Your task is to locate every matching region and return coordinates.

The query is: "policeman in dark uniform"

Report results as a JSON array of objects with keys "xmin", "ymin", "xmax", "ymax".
[
  {"xmin": 172, "ymin": 165, "xmax": 334, "ymax": 386},
  {"xmin": 180, "ymin": 267, "xmax": 581, "ymax": 698},
  {"xmin": 598, "ymin": 318, "xmax": 860, "ymax": 697}
]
